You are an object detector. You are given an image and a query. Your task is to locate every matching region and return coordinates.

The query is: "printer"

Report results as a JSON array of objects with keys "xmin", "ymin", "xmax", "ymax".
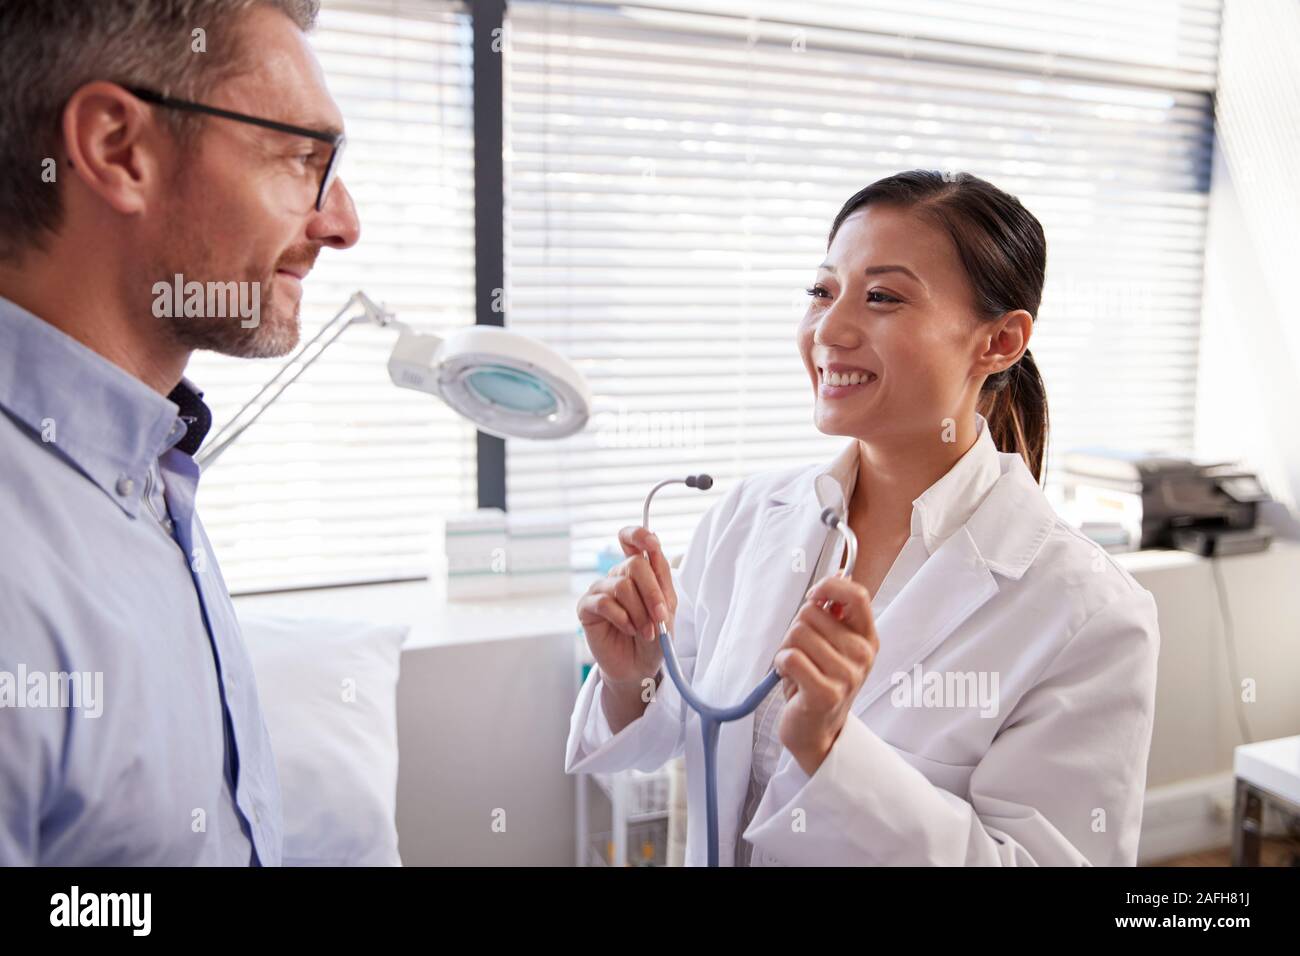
[{"xmin": 1062, "ymin": 450, "xmax": 1273, "ymax": 556}]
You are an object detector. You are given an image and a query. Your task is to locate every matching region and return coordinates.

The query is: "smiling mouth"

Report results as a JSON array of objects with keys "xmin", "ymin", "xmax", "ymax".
[{"xmin": 817, "ymin": 366, "xmax": 878, "ymax": 388}]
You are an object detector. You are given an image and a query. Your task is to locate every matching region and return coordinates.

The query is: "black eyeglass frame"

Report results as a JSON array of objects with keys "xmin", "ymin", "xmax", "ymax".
[{"xmin": 126, "ymin": 85, "xmax": 346, "ymax": 212}]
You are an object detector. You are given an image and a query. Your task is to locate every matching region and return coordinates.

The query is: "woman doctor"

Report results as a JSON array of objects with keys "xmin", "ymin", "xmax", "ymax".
[{"xmin": 566, "ymin": 170, "xmax": 1160, "ymax": 866}]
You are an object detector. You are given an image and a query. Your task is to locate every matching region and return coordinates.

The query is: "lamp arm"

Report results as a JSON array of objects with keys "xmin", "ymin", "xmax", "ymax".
[{"xmin": 195, "ymin": 291, "xmax": 401, "ymax": 471}]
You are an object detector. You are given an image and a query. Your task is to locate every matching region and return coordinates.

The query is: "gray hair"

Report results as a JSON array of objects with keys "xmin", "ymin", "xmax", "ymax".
[{"xmin": 0, "ymin": 0, "xmax": 320, "ymax": 261}]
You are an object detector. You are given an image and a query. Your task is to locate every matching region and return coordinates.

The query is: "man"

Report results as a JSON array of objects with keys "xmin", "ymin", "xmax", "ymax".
[{"xmin": 0, "ymin": 0, "xmax": 360, "ymax": 864}]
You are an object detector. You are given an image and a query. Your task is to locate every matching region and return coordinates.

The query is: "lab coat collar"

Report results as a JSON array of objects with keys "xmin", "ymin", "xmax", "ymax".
[{"xmin": 765, "ymin": 413, "xmax": 1052, "ymax": 580}]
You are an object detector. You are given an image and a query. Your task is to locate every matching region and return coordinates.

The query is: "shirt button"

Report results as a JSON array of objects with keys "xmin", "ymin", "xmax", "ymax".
[{"xmin": 115, "ymin": 476, "xmax": 136, "ymax": 496}]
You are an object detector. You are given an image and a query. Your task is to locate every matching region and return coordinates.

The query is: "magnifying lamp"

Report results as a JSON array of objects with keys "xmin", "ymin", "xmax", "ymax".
[{"xmin": 196, "ymin": 291, "xmax": 591, "ymax": 469}]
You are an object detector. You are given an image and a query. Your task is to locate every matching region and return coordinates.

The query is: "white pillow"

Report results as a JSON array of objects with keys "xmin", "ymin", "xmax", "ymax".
[{"xmin": 239, "ymin": 613, "xmax": 408, "ymax": 866}]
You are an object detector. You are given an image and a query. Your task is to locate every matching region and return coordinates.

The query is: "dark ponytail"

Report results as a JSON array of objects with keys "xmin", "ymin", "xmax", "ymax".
[
  {"xmin": 829, "ymin": 170, "xmax": 1051, "ymax": 483},
  {"xmin": 977, "ymin": 347, "xmax": 1048, "ymax": 483}
]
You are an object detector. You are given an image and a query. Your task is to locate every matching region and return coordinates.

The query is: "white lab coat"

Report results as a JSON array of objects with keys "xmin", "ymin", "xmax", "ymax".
[{"xmin": 565, "ymin": 432, "xmax": 1160, "ymax": 866}]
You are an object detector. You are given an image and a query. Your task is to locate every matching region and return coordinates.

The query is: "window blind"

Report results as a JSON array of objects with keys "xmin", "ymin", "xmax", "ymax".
[
  {"xmin": 189, "ymin": 0, "xmax": 476, "ymax": 593},
  {"xmin": 503, "ymin": 0, "xmax": 1221, "ymax": 569}
]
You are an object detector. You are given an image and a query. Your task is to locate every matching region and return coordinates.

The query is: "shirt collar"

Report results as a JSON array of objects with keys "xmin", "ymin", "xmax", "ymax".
[
  {"xmin": 812, "ymin": 413, "xmax": 1003, "ymax": 555},
  {"xmin": 0, "ymin": 295, "xmax": 212, "ymax": 517}
]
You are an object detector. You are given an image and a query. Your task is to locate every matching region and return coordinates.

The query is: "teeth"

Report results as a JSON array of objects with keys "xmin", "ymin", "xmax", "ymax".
[{"xmin": 822, "ymin": 368, "xmax": 875, "ymax": 386}]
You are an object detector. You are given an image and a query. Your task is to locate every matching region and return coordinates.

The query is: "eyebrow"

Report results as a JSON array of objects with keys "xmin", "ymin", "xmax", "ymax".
[
  {"xmin": 818, "ymin": 262, "xmax": 923, "ymax": 284},
  {"xmin": 262, "ymin": 108, "xmax": 343, "ymax": 141},
  {"xmin": 280, "ymin": 120, "xmax": 343, "ymax": 141}
]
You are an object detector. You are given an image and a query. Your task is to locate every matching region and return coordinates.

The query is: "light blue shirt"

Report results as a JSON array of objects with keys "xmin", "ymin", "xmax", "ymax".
[{"xmin": 0, "ymin": 295, "xmax": 282, "ymax": 865}]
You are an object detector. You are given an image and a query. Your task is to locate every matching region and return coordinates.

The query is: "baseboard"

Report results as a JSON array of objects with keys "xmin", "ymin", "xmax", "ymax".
[{"xmin": 1138, "ymin": 774, "xmax": 1236, "ymax": 864}]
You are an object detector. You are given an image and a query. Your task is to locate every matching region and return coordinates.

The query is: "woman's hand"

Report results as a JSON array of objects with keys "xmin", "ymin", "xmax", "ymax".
[
  {"xmin": 577, "ymin": 527, "xmax": 677, "ymax": 690},
  {"xmin": 773, "ymin": 575, "xmax": 879, "ymax": 776}
]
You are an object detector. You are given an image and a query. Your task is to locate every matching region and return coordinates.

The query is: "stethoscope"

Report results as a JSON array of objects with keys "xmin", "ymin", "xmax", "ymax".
[{"xmin": 642, "ymin": 475, "xmax": 859, "ymax": 866}]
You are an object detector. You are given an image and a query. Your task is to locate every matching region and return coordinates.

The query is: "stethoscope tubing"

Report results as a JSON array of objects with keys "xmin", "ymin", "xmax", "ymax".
[{"xmin": 642, "ymin": 477, "xmax": 857, "ymax": 866}]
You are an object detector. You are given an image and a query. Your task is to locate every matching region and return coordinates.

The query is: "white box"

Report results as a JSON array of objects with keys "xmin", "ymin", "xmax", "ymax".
[
  {"xmin": 442, "ymin": 508, "xmax": 509, "ymax": 601},
  {"xmin": 507, "ymin": 513, "xmax": 571, "ymax": 596}
]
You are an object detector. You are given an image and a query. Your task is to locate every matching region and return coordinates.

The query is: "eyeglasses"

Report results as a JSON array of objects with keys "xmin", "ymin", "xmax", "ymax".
[{"xmin": 126, "ymin": 86, "xmax": 346, "ymax": 212}]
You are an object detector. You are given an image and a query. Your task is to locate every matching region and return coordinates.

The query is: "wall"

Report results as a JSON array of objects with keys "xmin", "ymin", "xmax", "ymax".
[{"xmin": 1195, "ymin": 0, "xmax": 1300, "ymax": 511}]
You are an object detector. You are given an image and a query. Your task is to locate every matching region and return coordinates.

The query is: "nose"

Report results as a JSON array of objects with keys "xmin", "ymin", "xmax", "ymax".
[
  {"xmin": 307, "ymin": 177, "xmax": 361, "ymax": 250},
  {"xmin": 812, "ymin": 298, "xmax": 862, "ymax": 350}
]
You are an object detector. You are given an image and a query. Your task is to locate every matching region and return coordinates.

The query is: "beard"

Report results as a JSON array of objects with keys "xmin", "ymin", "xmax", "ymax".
[
  {"xmin": 141, "ymin": 192, "xmax": 314, "ymax": 360},
  {"xmin": 164, "ymin": 265, "xmax": 303, "ymax": 359}
]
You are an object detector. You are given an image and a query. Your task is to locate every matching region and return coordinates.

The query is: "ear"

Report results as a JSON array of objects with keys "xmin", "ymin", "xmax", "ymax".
[
  {"xmin": 975, "ymin": 308, "xmax": 1033, "ymax": 378},
  {"xmin": 61, "ymin": 82, "xmax": 164, "ymax": 218}
]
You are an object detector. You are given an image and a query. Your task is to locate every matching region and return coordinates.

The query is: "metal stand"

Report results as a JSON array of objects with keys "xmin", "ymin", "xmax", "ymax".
[{"xmin": 196, "ymin": 291, "xmax": 400, "ymax": 470}]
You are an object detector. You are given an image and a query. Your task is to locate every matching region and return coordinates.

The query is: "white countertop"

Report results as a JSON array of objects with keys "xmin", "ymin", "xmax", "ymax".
[
  {"xmin": 1234, "ymin": 736, "xmax": 1300, "ymax": 806},
  {"xmin": 230, "ymin": 544, "xmax": 1295, "ymax": 650},
  {"xmin": 233, "ymin": 575, "xmax": 593, "ymax": 649}
]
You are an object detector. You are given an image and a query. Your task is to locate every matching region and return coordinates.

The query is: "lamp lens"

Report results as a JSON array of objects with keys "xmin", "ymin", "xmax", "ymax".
[{"xmin": 466, "ymin": 365, "xmax": 559, "ymax": 416}]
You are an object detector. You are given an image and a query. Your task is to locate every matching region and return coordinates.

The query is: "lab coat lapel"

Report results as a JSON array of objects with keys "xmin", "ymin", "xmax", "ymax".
[
  {"xmin": 851, "ymin": 523, "xmax": 999, "ymax": 717},
  {"xmin": 848, "ymin": 454, "xmax": 1055, "ymax": 718},
  {"xmin": 716, "ymin": 496, "xmax": 836, "ymax": 695},
  {"xmin": 717, "ymin": 436, "xmax": 857, "ymax": 699}
]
